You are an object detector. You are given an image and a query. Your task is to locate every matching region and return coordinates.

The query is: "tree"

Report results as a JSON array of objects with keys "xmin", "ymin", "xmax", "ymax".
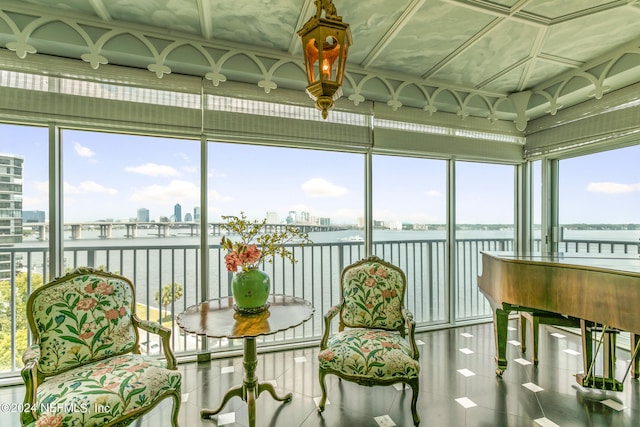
[
  {"xmin": 154, "ymin": 282, "xmax": 183, "ymax": 319},
  {"xmin": 0, "ymin": 271, "xmax": 44, "ymax": 370}
]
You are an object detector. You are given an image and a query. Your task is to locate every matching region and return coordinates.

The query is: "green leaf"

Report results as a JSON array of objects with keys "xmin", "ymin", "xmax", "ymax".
[{"xmin": 60, "ymin": 335, "xmax": 86, "ymax": 345}]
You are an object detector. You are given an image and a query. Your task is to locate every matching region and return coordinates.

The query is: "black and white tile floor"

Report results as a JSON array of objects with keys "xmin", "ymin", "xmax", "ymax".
[{"xmin": 2, "ymin": 320, "xmax": 639, "ymax": 426}]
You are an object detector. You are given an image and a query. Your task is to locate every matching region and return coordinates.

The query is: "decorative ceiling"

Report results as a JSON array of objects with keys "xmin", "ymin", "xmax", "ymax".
[{"xmin": 1, "ymin": 0, "xmax": 640, "ymax": 130}]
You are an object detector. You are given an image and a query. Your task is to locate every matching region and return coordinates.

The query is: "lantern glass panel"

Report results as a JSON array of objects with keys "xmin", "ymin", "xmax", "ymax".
[{"xmin": 304, "ymin": 37, "xmax": 319, "ymax": 83}]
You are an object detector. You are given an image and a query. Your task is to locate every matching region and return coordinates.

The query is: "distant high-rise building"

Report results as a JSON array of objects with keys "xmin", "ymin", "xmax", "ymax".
[
  {"xmin": 184, "ymin": 213, "xmax": 193, "ymax": 222},
  {"xmin": 194, "ymin": 206, "xmax": 201, "ymax": 221},
  {"xmin": 0, "ymin": 153, "xmax": 23, "ymax": 279},
  {"xmin": 23, "ymin": 210, "xmax": 45, "ymax": 223},
  {"xmin": 266, "ymin": 211, "xmax": 278, "ymax": 224},
  {"xmin": 174, "ymin": 203, "xmax": 182, "ymax": 222},
  {"xmin": 137, "ymin": 208, "xmax": 150, "ymax": 222},
  {"xmin": 0, "ymin": 153, "xmax": 23, "ymax": 246}
]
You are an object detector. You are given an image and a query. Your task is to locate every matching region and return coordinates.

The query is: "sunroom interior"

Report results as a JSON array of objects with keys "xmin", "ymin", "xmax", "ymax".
[{"xmin": 1, "ymin": 1, "xmax": 640, "ymax": 426}]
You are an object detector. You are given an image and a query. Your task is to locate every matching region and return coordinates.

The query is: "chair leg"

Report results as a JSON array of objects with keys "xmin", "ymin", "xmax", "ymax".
[
  {"xmin": 409, "ymin": 379, "xmax": 420, "ymax": 426},
  {"xmin": 171, "ymin": 392, "xmax": 181, "ymax": 427},
  {"xmin": 318, "ymin": 370, "xmax": 328, "ymax": 413}
]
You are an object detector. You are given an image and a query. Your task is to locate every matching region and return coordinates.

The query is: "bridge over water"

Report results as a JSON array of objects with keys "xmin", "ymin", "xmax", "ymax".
[{"xmin": 24, "ymin": 222, "xmax": 351, "ymax": 240}]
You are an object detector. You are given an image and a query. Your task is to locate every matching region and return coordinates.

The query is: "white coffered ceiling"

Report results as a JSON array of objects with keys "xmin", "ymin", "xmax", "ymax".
[{"xmin": 1, "ymin": 0, "xmax": 640, "ymax": 129}]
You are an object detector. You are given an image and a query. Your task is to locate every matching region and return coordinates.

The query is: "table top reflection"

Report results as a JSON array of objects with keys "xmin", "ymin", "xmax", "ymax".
[{"xmin": 176, "ymin": 294, "xmax": 314, "ymax": 339}]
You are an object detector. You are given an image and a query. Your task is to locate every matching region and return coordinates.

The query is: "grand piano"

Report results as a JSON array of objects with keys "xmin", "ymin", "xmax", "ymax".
[{"xmin": 478, "ymin": 251, "xmax": 640, "ymax": 390}]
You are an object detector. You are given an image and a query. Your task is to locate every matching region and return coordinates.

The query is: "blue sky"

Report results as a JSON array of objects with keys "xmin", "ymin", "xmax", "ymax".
[{"xmin": 2, "ymin": 123, "xmax": 639, "ymax": 224}]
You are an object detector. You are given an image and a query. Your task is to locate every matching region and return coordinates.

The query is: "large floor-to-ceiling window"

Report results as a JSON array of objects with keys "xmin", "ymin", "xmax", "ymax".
[
  {"xmin": 61, "ymin": 129, "xmax": 201, "ymax": 355},
  {"xmin": 454, "ymin": 161, "xmax": 515, "ymax": 321},
  {"xmin": 558, "ymin": 144, "xmax": 640, "ymax": 255},
  {"xmin": 207, "ymin": 142, "xmax": 364, "ymax": 343},
  {"xmin": 0, "ymin": 123, "xmax": 48, "ymax": 372},
  {"xmin": 372, "ymin": 154, "xmax": 447, "ymax": 324}
]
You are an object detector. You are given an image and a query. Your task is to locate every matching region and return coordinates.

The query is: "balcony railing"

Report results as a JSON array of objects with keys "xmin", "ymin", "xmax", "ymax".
[{"xmin": 1, "ymin": 237, "xmax": 638, "ymax": 379}]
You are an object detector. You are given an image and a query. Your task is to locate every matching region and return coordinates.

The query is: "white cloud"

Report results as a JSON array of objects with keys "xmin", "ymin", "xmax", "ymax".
[
  {"xmin": 208, "ymin": 168, "xmax": 226, "ymax": 178},
  {"xmin": 302, "ymin": 178, "xmax": 348, "ymax": 198},
  {"xmin": 209, "ymin": 190, "xmax": 232, "ymax": 202},
  {"xmin": 130, "ymin": 180, "xmax": 198, "ymax": 203},
  {"xmin": 182, "ymin": 165, "xmax": 198, "ymax": 174},
  {"xmin": 74, "ymin": 142, "xmax": 95, "ymax": 158},
  {"xmin": 587, "ymin": 182, "xmax": 640, "ymax": 194},
  {"xmin": 65, "ymin": 180, "xmax": 118, "ymax": 195},
  {"xmin": 331, "ymin": 208, "xmax": 363, "ymax": 223},
  {"xmin": 125, "ymin": 163, "xmax": 180, "ymax": 177},
  {"xmin": 425, "ymin": 189, "xmax": 442, "ymax": 197},
  {"xmin": 176, "ymin": 152, "xmax": 190, "ymax": 162},
  {"xmin": 287, "ymin": 203, "xmax": 313, "ymax": 212}
]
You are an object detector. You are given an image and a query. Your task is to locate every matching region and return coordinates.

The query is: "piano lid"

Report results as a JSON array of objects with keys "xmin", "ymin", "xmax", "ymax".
[{"xmin": 483, "ymin": 251, "xmax": 640, "ymax": 275}]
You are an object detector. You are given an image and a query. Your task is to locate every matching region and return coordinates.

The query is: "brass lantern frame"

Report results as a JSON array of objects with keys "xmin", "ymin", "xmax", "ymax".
[{"xmin": 297, "ymin": 0, "xmax": 352, "ymax": 119}]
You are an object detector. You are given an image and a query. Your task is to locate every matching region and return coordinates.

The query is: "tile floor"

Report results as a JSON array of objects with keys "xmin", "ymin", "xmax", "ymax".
[{"xmin": 2, "ymin": 320, "xmax": 639, "ymax": 426}]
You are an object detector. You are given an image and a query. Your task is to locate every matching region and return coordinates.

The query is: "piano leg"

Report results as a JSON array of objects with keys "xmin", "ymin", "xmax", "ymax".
[
  {"xmin": 493, "ymin": 308, "xmax": 510, "ymax": 377},
  {"xmin": 632, "ymin": 334, "xmax": 640, "ymax": 379}
]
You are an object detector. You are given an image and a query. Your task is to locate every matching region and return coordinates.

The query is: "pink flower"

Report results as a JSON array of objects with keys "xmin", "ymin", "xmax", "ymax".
[
  {"xmin": 119, "ymin": 306, "xmax": 127, "ymax": 316},
  {"xmin": 318, "ymin": 349, "xmax": 334, "ymax": 361},
  {"xmin": 126, "ymin": 362, "xmax": 149, "ymax": 373},
  {"xmin": 94, "ymin": 282, "xmax": 114, "ymax": 295},
  {"xmin": 375, "ymin": 267, "xmax": 389, "ymax": 278},
  {"xmin": 105, "ymin": 309, "xmax": 119, "ymax": 320},
  {"xmin": 77, "ymin": 298, "xmax": 97, "ymax": 311},
  {"xmin": 381, "ymin": 289, "xmax": 397, "ymax": 299},
  {"xmin": 80, "ymin": 331, "xmax": 94, "ymax": 339},
  {"xmin": 35, "ymin": 414, "xmax": 63, "ymax": 427},
  {"xmin": 240, "ymin": 244, "xmax": 262, "ymax": 264},
  {"xmin": 225, "ymin": 252, "xmax": 241, "ymax": 272},
  {"xmin": 84, "ymin": 281, "xmax": 113, "ymax": 295},
  {"xmin": 94, "ymin": 367, "xmax": 113, "ymax": 376},
  {"xmin": 364, "ymin": 277, "xmax": 376, "ymax": 288}
]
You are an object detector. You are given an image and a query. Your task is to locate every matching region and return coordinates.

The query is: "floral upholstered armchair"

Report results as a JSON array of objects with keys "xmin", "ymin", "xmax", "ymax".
[
  {"xmin": 317, "ymin": 256, "xmax": 420, "ymax": 425},
  {"xmin": 21, "ymin": 267, "xmax": 182, "ymax": 427}
]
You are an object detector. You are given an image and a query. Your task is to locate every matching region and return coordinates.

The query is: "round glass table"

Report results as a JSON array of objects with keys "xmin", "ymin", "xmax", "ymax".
[{"xmin": 177, "ymin": 294, "xmax": 314, "ymax": 426}]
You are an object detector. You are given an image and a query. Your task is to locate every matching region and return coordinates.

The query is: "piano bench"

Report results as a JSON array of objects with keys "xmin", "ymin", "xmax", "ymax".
[{"xmin": 519, "ymin": 312, "xmax": 581, "ymax": 364}]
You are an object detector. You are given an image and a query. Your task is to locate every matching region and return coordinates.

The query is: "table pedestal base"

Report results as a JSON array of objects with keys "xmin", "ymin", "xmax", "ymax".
[{"xmin": 201, "ymin": 337, "xmax": 292, "ymax": 426}]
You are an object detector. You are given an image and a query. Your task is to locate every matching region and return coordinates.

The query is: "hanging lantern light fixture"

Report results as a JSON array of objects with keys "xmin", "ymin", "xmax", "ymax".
[{"xmin": 297, "ymin": 0, "xmax": 352, "ymax": 119}]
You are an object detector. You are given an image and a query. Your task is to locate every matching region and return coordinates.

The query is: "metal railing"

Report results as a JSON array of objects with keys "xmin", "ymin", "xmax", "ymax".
[{"xmin": 1, "ymin": 236, "xmax": 638, "ymax": 379}]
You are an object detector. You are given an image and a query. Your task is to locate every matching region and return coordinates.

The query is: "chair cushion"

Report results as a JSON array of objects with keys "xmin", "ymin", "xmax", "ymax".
[
  {"xmin": 33, "ymin": 353, "xmax": 181, "ymax": 427},
  {"xmin": 318, "ymin": 329, "xmax": 419, "ymax": 381}
]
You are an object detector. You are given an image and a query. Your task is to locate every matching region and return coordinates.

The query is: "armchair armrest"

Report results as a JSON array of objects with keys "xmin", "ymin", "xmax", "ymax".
[
  {"xmin": 20, "ymin": 345, "xmax": 40, "ymax": 426},
  {"xmin": 402, "ymin": 308, "xmax": 420, "ymax": 360},
  {"xmin": 133, "ymin": 316, "xmax": 177, "ymax": 370},
  {"xmin": 320, "ymin": 305, "xmax": 341, "ymax": 350}
]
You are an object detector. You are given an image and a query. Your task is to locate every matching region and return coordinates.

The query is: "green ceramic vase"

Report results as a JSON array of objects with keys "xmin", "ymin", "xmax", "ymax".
[{"xmin": 231, "ymin": 268, "xmax": 270, "ymax": 313}]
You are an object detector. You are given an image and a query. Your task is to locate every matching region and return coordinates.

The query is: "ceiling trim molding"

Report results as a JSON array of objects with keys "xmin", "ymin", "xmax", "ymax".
[{"xmin": 1, "ymin": 2, "xmax": 639, "ymax": 132}]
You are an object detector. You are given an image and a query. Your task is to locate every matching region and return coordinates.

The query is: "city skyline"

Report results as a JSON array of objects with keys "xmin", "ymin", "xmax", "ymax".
[{"xmin": 2, "ymin": 124, "xmax": 639, "ymax": 226}]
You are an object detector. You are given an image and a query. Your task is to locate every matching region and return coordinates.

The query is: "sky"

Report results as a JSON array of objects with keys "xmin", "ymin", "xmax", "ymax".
[{"xmin": 1, "ymin": 123, "xmax": 639, "ymax": 225}]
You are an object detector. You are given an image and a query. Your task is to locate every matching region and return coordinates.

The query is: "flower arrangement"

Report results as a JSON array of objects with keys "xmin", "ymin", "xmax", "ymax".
[{"xmin": 221, "ymin": 212, "xmax": 313, "ymax": 273}]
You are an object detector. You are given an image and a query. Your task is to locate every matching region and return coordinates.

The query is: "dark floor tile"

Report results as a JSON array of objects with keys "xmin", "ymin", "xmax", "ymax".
[{"xmin": 4, "ymin": 321, "xmax": 640, "ymax": 426}]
